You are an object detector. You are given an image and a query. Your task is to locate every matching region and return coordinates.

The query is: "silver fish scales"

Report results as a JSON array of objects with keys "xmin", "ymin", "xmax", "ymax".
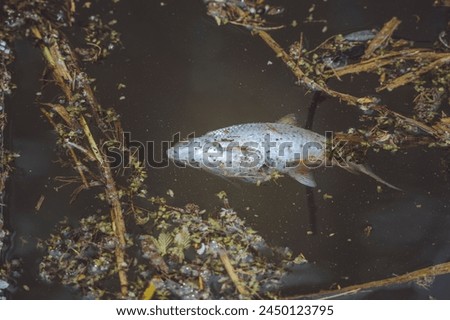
[{"xmin": 168, "ymin": 115, "xmax": 401, "ymax": 190}]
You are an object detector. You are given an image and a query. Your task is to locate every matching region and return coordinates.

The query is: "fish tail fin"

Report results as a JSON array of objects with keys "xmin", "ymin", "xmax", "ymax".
[{"xmin": 342, "ymin": 162, "xmax": 403, "ymax": 191}]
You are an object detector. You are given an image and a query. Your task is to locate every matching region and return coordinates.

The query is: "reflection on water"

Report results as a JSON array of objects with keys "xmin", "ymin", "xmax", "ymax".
[{"xmin": 3, "ymin": 0, "xmax": 450, "ymax": 298}]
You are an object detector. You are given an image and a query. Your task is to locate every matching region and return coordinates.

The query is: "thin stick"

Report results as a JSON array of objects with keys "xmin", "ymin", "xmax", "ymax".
[
  {"xmin": 40, "ymin": 108, "xmax": 90, "ymax": 187},
  {"xmin": 257, "ymin": 30, "xmax": 366, "ymax": 106},
  {"xmin": 378, "ymin": 55, "xmax": 450, "ymax": 91},
  {"xmin": 326, "ymin": 49, "xmax": 430, "ymax": 78},
  {"xmin": 255, "ymin": 30, "xmax": 448, "ymax": 142},
  {"xmin": 42, "ymin": 103, "xmax": 77, "ymax": 128},
  {"xmin": 363, "ymin": 17, "xmax": 401, "ymax": 59},
  {"xmin": 288, "ymin": 261, "xmax": 450, "ymax": 299},
  {"xmin": 32, "ymin": 25, "xmax": 129, "ymax": 297},
  {"xmin": 77, "ymin": 115, "xmax": 104, "ymax": 165},
  {"xmin": 372, "ymin": 105, "xmax": 439, "ymax": 137},
  {"xmin": 219, "ymin": 249, "xmax": 250, "ymax": 296},
  {"xmin": 35, "ymin": 195, "xmax": 45, "ymax": 211}
]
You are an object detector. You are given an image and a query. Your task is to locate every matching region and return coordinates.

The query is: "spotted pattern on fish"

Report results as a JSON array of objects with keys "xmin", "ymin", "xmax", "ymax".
[{"xmin": 167, "ymin": 117, "xmax": 401, "ymax": 190}]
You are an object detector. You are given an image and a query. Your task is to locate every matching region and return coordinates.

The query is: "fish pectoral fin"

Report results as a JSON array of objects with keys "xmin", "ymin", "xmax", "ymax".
[
  {"xmin": 287, "ymin": 165, "xmax": 317, "ymax": 187},
  {"xmin": 276, "ymin": 113, "xmax": 299, "ymax": 126}
]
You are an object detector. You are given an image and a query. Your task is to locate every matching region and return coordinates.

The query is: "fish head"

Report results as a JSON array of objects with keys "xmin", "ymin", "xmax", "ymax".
[{"xmin": 167, "ymin": 138, "xmax": 204, "ymax": 168}]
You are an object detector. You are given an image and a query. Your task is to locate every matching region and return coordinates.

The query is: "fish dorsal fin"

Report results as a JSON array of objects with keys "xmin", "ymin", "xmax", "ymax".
[
  {"xmin": 276, "ymin": 114, "xmax": 299, "ymax": 126},
  {"xmin": 287, "ymin": 165, "xmax": 317, "ymax": 187}
]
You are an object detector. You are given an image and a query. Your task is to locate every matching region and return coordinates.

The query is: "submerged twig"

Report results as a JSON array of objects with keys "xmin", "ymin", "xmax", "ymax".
[
  {"xmin": 219, "ymin": 249, "xmax": 250, "ymax": 296},
  {"xmin": 325, "ymin": 49, "xmax": 436, "ymax": 78},
  {"xmin": 363, "ymin": 17, "xmax": 401, "ymax": 59},
  {"xmin": 256, "ymin": 30, "xmax": 369, "ymax": 106},
  {"xmin": 205, "ymin": 2, "xmax": 450, "ymax": 151},
  {"xmin": 35, "ymin": 195, "xmax": 45, "ymax": 211},
  {"xmin": 289, "ymin": 261, "xmax": 450, "ymax": 299},
  {"xmin": 40, "ymin": 108, "xmax": 91, "ymax": 187},
  {"xmin": 378, "ymin": 55, "xmax": 450, "ymax": 91},
  {"xmin": 256, "ymin": 29, "xmax": 450, "ymax": 144},
  {"xmin": 31, "ymin": 24, "xmax": 130, "ymax": 297},
  {"xmin": 204, "ymin": 2, "xmax": 450, "ymax": 298}
]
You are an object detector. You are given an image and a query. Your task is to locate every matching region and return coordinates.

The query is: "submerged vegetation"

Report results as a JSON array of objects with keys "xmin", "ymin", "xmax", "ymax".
[
  {"xmin": 0, "ymin": 0, "xmax": 449, "ymax": 299},
  {"xmin": 40, "ymin": 195, "xmax": 306, "ymax": 299},
  {"xmin": 207, "ymin": 1, "xmax": 450, "ymax": 161},
  {"xmin": 0, "ymin": 28, "xmax": 14, "ymax": 300}
]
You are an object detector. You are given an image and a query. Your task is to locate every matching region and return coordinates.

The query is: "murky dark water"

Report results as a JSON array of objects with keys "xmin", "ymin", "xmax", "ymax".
[{"xmin": 3, "ymin": 0, "xmax": 450, "ymax": 298}]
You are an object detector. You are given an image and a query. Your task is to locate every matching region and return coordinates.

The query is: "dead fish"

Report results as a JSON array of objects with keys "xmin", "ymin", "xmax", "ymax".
[{"xmin": 167, "ymin": 114, "xmax": 401, "ymax": 190}]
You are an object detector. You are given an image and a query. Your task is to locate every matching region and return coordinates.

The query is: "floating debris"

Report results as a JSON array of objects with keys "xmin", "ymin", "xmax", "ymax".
[
  {"xmin": 0, "ymin": 35, "xmax": 14, "ymax": 299},
  {"xmin": 75, "ymin": 14, "xmax": 121, "ymax": 62},
  {"xmin": 138, "ymin": 201, "xmax": 306, "ymax": 299},
  {"xmin": 204, "ymin": 0, "xmax": 284, "ymax": 30},
  {"xmin": 40, "ymin": 200, "xmax": 308, "ymax": 299},
  {"xmin": 0, "ymin": 0, "xmax": 449, "ymax": 301},
  {"xmin": 323, "ymin": 193, "xmax": 333, "ymax": 200},
  {"xmin": 363, "ymin": 225, "xmax": 373, "ymax": 237},
  {"xmin": 0, "ymin": 259, "xmax": 22, "ymax": 299},
  {"xmin": 35, "ymin": 195, "xmax": 45, "ymax": 211},
  {"xmin": 166, "ymin": 189, "xmax": 174, "ymax": 198},
  {"xmin": 39, "ymin": 215, "xmax": 121, "ymax": 299},
  {"xmin": 213, "ymin": 4, "xmax": 449, "ymax": 155},
  {"xmin": 0, "ymin": 279, "xmax": 8, "ymax": 290},
  {"xmin": 433, "ymin": 0, "xmax": 450, "ymax": 7},
  {"xmin": 414, "ymin": 276, "xmax": 435, "ymax": 290},
  {"xmin": 413, "ymin": 87, "xmax": 444, "ymax": 124}
]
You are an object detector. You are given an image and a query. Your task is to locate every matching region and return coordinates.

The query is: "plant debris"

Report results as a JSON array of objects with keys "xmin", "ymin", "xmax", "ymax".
[
  {"xmin": 205, "ymin": 0, "xmax": 450, "ymax": 298},
  {"xmin": 1, "ymin": 0, "xmax": 307, "ymax": 300},
  {"xmin": 0, "ymin": 0, "xmax": 449, "ymax": 300},
  {"xmin": 40, "ymin": 197, "xmax": 306, "ymax": 299},
  {"xmin": 0, "ymin": 33, "xmax": 15, "ymax": 299},
  {"xmin": 0, "ymin": 0, "xmax": 135, "ymax": 298},
  {"xmin": 204, "ymin": 0, "xmax": 284, "ymax": 30},
  {"xmin": 75, "ymin": 13, "xmax": 121, "ymax": 62},
  {"xmin": 208, "ymin": 1, "xmax": 450, "ymax": 165}
]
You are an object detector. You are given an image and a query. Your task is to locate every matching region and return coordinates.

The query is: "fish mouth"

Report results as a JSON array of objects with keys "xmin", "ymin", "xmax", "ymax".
[
  {"xmin": 167, "ymin": 147, "xmax": 179, "ymax": 163},
  {"xmin": 167, "ymin": 147, "xmax": 175, "ymax": 160},
  {"xmin": 167, "ymin": 147, "xmax": 187, "ymax": 166}
]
